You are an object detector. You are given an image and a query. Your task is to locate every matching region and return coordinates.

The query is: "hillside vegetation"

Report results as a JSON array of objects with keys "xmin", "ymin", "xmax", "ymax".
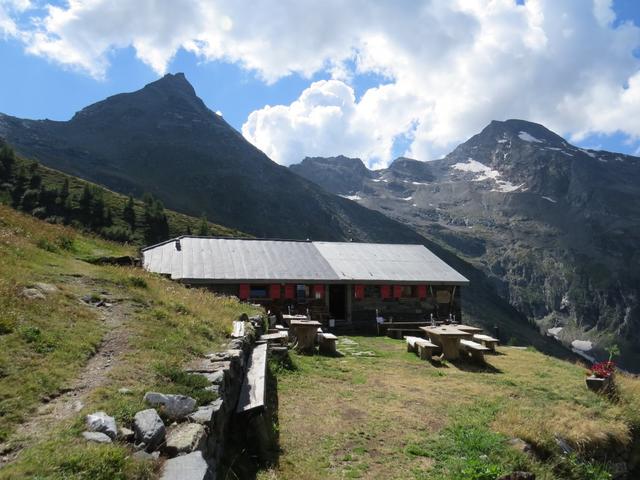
[
  {"xmin": 265, "ymin": 336, "xmax": 640, "ymax": 480},
  {"xmin": 0, "ymin": 143, "xmax": 243, "ymax": 246},
  {"xmin": 0, "ymin": 205, "xmax": 258, "ymax": 478}
]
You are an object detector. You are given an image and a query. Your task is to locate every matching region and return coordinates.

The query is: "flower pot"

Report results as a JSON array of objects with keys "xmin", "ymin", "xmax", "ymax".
[{"xmin": 586, "ymin": 375, "xmax": 612, "ymax": 392}]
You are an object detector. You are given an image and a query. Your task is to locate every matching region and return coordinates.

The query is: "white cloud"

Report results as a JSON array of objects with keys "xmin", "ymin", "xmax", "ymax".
[{"xmin": 4, "ymin": 0, "xmax": 640, "ymax": 166}]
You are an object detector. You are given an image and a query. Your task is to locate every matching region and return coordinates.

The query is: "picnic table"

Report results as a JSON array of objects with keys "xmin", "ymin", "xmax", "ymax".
[
  {"xmin": 455, "ymin": 324, "xmax": 484, "ymax": 334},
  {"xmin": 289, "ymin": 319, "xmax": 322, "ymax": 353},
  {"xmin": 420, "ymin": 325, "xmax": 473, "ymax": 360}
]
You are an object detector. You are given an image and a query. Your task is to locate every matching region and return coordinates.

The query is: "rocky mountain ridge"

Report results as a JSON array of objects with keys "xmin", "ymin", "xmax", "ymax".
[{"xmin": 291, "ymin": 120, "xmax": 640, "ymax": 368}]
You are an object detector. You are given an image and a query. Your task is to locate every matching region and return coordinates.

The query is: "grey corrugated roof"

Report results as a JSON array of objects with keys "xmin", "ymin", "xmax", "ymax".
[
  {"xmin": 143, "ymin": 237, "xmax": 339, "ymax": 283},
  {"xmin": 142, "ymin": 237, "xmax": 469, "ymax": 285},
  {"xmin": 313, "ymin": 242, "xmax": 468, "ymax": 284}
]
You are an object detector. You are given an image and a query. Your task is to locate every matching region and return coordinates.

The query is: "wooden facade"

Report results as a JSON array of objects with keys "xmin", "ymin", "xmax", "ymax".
[{"xmin": 204, "ymin": 282, "xmax": 462, "ymax": 328}]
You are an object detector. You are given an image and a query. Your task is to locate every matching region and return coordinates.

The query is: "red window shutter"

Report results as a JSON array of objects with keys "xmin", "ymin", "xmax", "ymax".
[
  {"xmin": 354, "ymin": 284, "xmax": 365, "ymax": 299},
  {"xmin": 313, "ymin": 284, "xmax": 324, "ymax": 299},
  {"xmin": 238, "ymin": 284, "xmax": 250, "ymax": 300},
  {"xmin": 269, "ymin": 284, "xmax": 281, "ymax": 299},
  {"xmin": 393, "ymin": 285, "xmax": 403, "ymax": 299},
  {"xmin": 417, "ymin": 285, "xmax": 427, "ymax": 299},
  {"xmin": 380, "ymin": 285, "xmax": 391, "ymax": 299},
  {"xmin": 284, "ymin": 284, "xmax": 295, "ymax": 299}
]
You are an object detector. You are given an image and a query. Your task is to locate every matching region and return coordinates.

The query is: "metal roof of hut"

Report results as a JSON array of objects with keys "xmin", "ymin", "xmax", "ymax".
[{"xmin": 142, "ymin": 237, "xmax": 469, "ymax": 285}]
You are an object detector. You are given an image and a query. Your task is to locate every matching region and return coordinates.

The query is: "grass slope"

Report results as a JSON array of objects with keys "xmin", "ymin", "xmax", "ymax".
[
  {"xmin": 0, "ymin": 205, "xmax": 258, "ymax": 478},
  {"xmin": 264, "ymin": 336, "xmax": 640, "ymax": 480}
]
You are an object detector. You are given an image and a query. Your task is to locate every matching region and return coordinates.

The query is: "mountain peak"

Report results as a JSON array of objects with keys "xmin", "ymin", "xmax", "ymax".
[{"xmin": 145, "ymin": 72, "xmax": 197, "ymax": 97}]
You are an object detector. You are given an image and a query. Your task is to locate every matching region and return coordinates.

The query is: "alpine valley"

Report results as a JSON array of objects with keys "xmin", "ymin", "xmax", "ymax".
[
  {"xmin": 1, "ymin": 74, "xmax": 637, "ymax": 368},
  {"xmin": 291, "ymin": 119, "xmax": 640, "ymax": 370}
]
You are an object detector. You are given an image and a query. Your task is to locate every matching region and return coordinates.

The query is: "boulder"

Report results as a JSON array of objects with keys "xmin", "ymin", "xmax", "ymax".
[
  {"xmin": 132, "ymin": 450, "xmax": 161, "ymax": 461},
  {"xmin": 164, "ymin": 423, "xmax": 206, "ymax": 457},
  {"xmin": 144, "ymin": 392, "xmax": 197, "ymax": 420},
  {"xmin": 160, "ymin": 451, "xmax": 213, "ymax": 480},
  {"xmin": 34, "ymin": 282, "xmax": 58, "ymax": 294},
  {"xmin": 188, "ymin": 398, "xmax": 224, "ymax": 425},
  {"xmin": 85, "ymin": 411, "xmax": 117, "ymax": 440},
  {"xmin": 201, "ymin": 370, "xmax": 225, "ymax": 385},
  {"xmin": 133, "ymin": 408, "xmax": 166, "ymax": 451},
  {"xmin": 119, "ymin": 427, "xmax": 135, "ymax": 442},
  {"xmin": 21, "ymin": 288, "xmax": 45, "ymax": 300},
  {"xmin": 82, "ymin": 431, "xmax": 112, "ymax": 443},
  {"xmin": 507, "ymin": 437, "xmax": 532, "ymax": 455}
]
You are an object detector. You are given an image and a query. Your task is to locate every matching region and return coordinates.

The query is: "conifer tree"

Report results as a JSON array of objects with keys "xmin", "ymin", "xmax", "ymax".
[
  {"xmin": 123, "ymin": 195, "xmax": 136, "ymax": 229},
  {"xmin": 197, "ymin": 213, "xmax": 210, "ymax": 236}
]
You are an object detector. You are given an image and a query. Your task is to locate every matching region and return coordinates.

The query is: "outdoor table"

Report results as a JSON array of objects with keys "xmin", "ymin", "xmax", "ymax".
[
  {"xmin": 289, "ymin": 319, "xmax": 322, "ymax": 354},
  {"xmin": 282, "ymin": 314, "xmax": 309, "ymax": 325},
  {"xmin": 420, "ymin": 325, "xmax": 472, "ymax": 360},
  {"xmin": 455, "ymin": 324, "xmax": 484, "ymax": 334}
]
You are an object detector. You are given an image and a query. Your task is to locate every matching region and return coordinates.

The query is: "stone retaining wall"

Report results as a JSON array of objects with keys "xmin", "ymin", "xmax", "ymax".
[{"xmin": 160, "ymin": 313, "xmax": 266, "ymax": 480}]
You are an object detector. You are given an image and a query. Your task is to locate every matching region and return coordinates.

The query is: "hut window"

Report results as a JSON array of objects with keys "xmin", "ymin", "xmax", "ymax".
[
  {"xmin": 365, "ymin": 285, "xmax": 380, "ymax": 298},
  {"xmin": 313, "ymin": 284, "xmax": 324, "ymax": 299},
  {"xmin": 393, "ymin": 285, "xmax": 403, "ymax": 299},
  {"xmin": 250, "ymin": 285, "xmax": 268, "ymax": 298},
  {"xmin": 401, "ymin": 285, "xmax": 413, "ymax": 297},
  {"xmin": 296, "ymin": 284, "xmax": 309, "ymax": 299},
  {"xmin": 354, "ymin": 284, "xmax": 365, "ymax": 299}
]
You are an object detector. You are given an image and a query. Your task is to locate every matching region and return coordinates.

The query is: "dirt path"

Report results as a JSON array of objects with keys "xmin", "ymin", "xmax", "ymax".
[{"xmin": 0, "ymin": 291, "xmax": 133, "ymax": 466}]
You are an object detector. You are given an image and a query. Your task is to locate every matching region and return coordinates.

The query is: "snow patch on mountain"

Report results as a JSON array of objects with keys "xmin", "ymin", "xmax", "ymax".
[
  {"xmin": 542, "ymin": 196, "xmax": 557, "ymax": 203},
  {"xmin": 453, "ymin": 158, "xmax": 525, "ymax": 193},
  {"xmin": 579, "ymin": 148, "xmax": 596, "ymax": 158},
  {"xmin": 339, "ymin": 194, "xmax": 362, "ymax": 201},
  {"xmin": 492, "ymin": 181, "xmax": 525, "ymax": 193},
  {"xmin": 452, "ymin": 159, "xmax": 500, "ymax": 180},
  {"xmin": 518, "ymin": 131, "xmax": 543, "ymax": 143}
]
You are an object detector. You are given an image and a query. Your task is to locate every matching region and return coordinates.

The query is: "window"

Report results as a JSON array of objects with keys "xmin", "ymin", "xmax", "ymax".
[
  {"xmin": 365, "ymin": 285, "xmax": 380, "ymax": 298},
  {"xmin": 296, "ymin": 284, "xmax": 309, "ymax": 299},
  {"xmin": 401, "ymin": 285, "xmax": 414, "ymax": 297},
  {"xmin": 250, "ymin": 285, "xmax": 268, "ymax": 298}
]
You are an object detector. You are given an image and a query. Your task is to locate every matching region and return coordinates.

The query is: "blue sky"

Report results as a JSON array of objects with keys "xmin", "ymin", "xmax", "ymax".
[{"xmin": 1, "ymin": 0, "xmax": 640, "ymax": 166}]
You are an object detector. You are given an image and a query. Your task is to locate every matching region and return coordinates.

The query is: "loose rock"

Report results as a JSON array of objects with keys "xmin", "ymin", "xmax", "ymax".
[
  {"xmin": 86, "ymin": 411, "xmax": 118, "ymax": 440},
  {"xmin": 119, "ymin": 427, "xmax": 135, "ymax": 442},
  {"xmin": 133, "ymin": 450, "xmax": 161, "ymax": 461},
  {"xmin": 34, "ymin": 282, "xmax": 57, "ymax": 293},
  {"xmin": 82, "ymin": 431, "xmax": 112, "ymax": 443},
  {"xmin": 160, "ymin": 451, "xmax": 213, "ymax": 480},
  {"xmin": 133, "ymin": 408, "xmax": 166, "ymax": 451},
  {"xmin": 164, "ymin": 423, "xmax": 206, "ymax": 457},
  {"xmin": 188, "ymin": 398, "xmax": 223, "ymax": 425},
  {"xmin": 144, "ymin": 392, "xmax": 197, "ymax": 420},
  {"xmin": 21, "ymin": 288, "xmax": 46, "ymax": 300}
]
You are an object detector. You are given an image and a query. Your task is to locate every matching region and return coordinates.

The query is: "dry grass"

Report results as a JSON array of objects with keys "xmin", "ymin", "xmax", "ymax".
[
  {"xmin": 0, "ymin": 205, "xmax": 259, "ymax": 479},
  {"xmin": 264, "ymin": 337, "xmax": 640, "ymax": 480}
]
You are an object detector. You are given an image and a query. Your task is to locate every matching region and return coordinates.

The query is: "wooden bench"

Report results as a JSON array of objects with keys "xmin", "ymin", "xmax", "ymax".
[
  {"xmin": 473, "ymin": 334, "xmax": 499, "ymax": 352},
  {"xmin": 387, "ymin": 328, "xmax": 424, "ymax": 339},
  {"xmin": 237, "ymin": 343, "xmax": 268, "ymax": 412},
  {"xmin": 460, "ymin": 339, "xmax": 490, "ymax": 362},
  {"xmin": 318, "ymin": 332, "xmax": 338, "ymax": 355},
  {"xmin": 405, "ymin": 336, "xmax": 438, "ymax": 360},
  {"xmin": 259, "ymin": 331, "xmax": 289, "ymax": 346}
]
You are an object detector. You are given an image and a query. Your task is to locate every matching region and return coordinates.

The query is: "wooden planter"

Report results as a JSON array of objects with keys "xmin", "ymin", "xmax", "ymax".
[{"xmin": 586, "ymin": 375, "xmax": 612, "ymax": 393}]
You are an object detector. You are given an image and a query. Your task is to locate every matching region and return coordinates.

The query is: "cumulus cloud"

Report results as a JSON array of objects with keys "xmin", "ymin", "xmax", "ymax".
[{"xmin": 4, "ymin": 0, "xmax": 640, "ymax": 166}]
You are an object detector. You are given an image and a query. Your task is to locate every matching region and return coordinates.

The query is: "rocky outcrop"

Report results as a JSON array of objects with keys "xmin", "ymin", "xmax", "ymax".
[
  {"xmin": 290, "ymin": 120, "xmax": 640, "ymax": 370},
  {"xmin": 143, "ymin": 392, "xmax": 197, "ymax": 420},
  {"xmin": 133, "ymin": 409, "xmax": 166, "ymax": 451},
  {"xmin": 85, "ymin": 411, "xmax": 117, "ymax": 440}
]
